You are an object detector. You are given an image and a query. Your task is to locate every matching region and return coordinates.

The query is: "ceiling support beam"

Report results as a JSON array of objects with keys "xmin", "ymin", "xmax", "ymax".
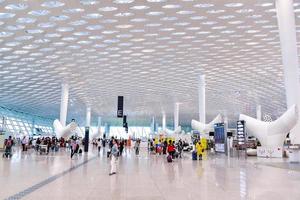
[
  {"xmin": 174, "ymin": 103, "xmax": 180, "ymax": 130},
  {"xmin": 162, "ymin": 112, "xmax": 166, "ymax": 131},
  {"xmin": 60, "ymin": 83, "xmax": 69, "ymax": 127},
  {"xmin": 256, "ymin": 105, "xmax": 262, "ymax": 121},
  {"xmin": 198, "ymin": 75, "xmax": 206, "ymax": 124},
  {"xmin": 86, "ymin": 106, "xmax": 91, "ymax": 127}
]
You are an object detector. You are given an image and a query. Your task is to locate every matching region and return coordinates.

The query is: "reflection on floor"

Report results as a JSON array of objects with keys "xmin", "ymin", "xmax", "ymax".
[{"xmin": 1, "ymin": 146, "xmax": 300, "ymax": 200}]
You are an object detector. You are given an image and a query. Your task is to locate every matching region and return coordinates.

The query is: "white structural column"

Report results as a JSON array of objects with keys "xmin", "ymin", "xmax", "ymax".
[
  {"xmin": 174, "ymin": 103, "xmax": 180, "ymax": 130},
  {"xmin": 162, "ymin": 113, "xmax": 166, "ymax": 131},
  {"xmin": 199, "ymin": 75, "xmax": 206, "ymax": 124},
  {"xmin": 60, "ymin": 83, "xmax": 69, "ymax": 127},
  {"xmin": 86, "ymin": 107, "xmax": 91, "ymax": 127},
  {"xmin": 97, "ymin": 116, "xmax": 102, "ymax": 133},
  {"xmin": 276, "ymin": 0, "xmax": 300, "ymax": 144},
  {"xmin": 256, "ymin": 105, "xmax": 262, "ymax": 121}
]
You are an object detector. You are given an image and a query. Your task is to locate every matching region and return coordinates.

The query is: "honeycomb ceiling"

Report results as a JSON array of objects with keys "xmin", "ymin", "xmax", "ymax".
[{"xmin": 0, "ymin": 0, "xmax": 300, "ymax": 126}]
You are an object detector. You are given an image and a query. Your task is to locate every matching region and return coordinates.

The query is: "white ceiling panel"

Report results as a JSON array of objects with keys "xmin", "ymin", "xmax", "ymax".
[{"xmin": 0, "ymin": 0, "xmax": 300, "ymax": 126}]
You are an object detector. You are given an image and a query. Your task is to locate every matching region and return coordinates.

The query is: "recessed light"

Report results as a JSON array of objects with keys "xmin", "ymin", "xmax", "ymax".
[
  {"xmin": 69, "ymin": 20, "xmax": 87, "ymax": 26},
  {"xmin": 82, "ymin": 13, "xmax": 103, "ymax": 19},
  {"xmin": 98, "ymin": 7, "xmax": 118, "ymax": 11},
  {"xmin": 56, "ymin": 27, "xmax": 74, "ymax": 32},
  {"xmin": 114, "ymin": 0, "xmax": 134, "ymax": 4},
  {"xmin": 38, "ymin": 22, "xmax": 56, "ymax": 28},
  {"xmin": 0, "ymin": 32, "xmax": 14, "ymax": 37},
  {"xmin": 146, "ymin": 11, "xmax": 164, "ymax": 16},
  {"xmin": 5, "ymin": 25, "xmax": 25, "ymax": 31},
  {"xmin": 50, "ymin": 15, "xmax": 69, "ymax": 21},
  {"xmin": 0, "ymin": 13, "xmax": 15, "ymax": 19},
  {"xmin": 41, "ymin": 1, "xmax": 65, "ymax": 8},
  {"xmin": 80, "ymin": 0, "xmax": 99, "ymax": 5},
  {"xmin": 194, "ymin": 4, "xmax": 214, "ymax": 8},
  {"xmin": 25, "ymin": 29, "xmax": 44, "ymax": 34},
  {"xmin": 15, "ymin": 35, "xmax": 33, "ymax": 41},
  {"xmin": 224, "ymin": 3, "xmax": 243, "ymax": 7},
  {"xmin": 63, "ymin": 8, "xmax": 85, "ymax": 13},
  {"xmin": 5, "ymin": 3, "xmax": 28, "ymax": 10},
  {"xmin": 73, "ymin": 32, "xmax": 90, "ymax": 36},
  {"xmin": 86, "ymin": 25, "xmax": 103, "ymax": 30},
  {"xmin": 147, "ymin": 0, "xmax": 166, "ymax": 2},
  {"xmin": 163, "ymin": 4, "xmax": 181, "ymax": 9},
  {"xmin": 114, "ymin": 12, "xmax": 134, "ymax": 17},
  {"xmin": 28, "ymin": 10, "xmax": 50, "ymax": 16},
  {"xmin": 130, "ymin": 5, "xmax": 150, "ymax": 10}
]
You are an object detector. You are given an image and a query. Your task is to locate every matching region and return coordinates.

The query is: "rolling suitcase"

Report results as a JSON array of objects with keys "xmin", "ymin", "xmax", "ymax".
[
  {"xmin": 192, "ymin": 151, "xmax": 197, "ymax": 160},
  {"xmin": 167, "ymin": 155, "xmax": 172, "ymax": 163}
]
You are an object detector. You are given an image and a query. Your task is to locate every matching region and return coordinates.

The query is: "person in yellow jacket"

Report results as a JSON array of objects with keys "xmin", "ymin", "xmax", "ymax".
[{"xmin": 195, "ymin": 141, "xmax": 203, "ymax": 160}]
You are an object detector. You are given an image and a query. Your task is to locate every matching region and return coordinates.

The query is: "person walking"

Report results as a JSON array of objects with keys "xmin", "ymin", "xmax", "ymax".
[
  {"xmin": 21, "ymin": 136, "xmax": 27, "ymax": 151},
  {"xmin": 177, "ymin": 139, "xmax": 183, "ymax": 158},
  {"xmin": 70, "ymin": 139, "xmax": 77, "ymax": 159},
  {"xmin": 196, "ymin": 141, "xmax": 203, "ymax": 160},
  {"xmin": 109, "ymin": 139, "xmax": 119, "ymax": 176},
  {"xmin": 119, "ymin": 139, "xmax": 124, "ymax": 156},
  {"xmin": 167, "ymin": 140, "xmax": 176, "ymax": 158},
  {"xmin": 97, "ymin": 138, "xmax": 102, "ymax": 155},
  {"xmin": 134, "ymin": 139, "xmax": 140, "ymax": 156}
]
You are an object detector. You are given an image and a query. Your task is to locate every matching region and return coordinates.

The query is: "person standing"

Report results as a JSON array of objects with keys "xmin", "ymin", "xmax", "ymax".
[
  {"xmin": 21, "ymin": 136, "xmax": 27, "ymax": 151},
  {"xmin": 167, "ymin": 140, "xmax": 176, "ymax": 158},
  {"xmin": 196, "ymin": 141, "xmax": 203, "ymax": 160},
  {"xmin": 70, "ymin": 139, "xmax": 77, "ymax": 159},
  {"xmin": 97, "ymin": 138, "xmax": 102, "ymax": 155},
  {"xmin": 4, "ymin": 136, "xmax": 13, "ymax": 158},
  {"xmin": 119, "ymin": 139, "xmax": 124, "ymax": 156},
  {"xmin": 109, "ymin": 139, "xmax": 119, "ymax": 176},
  {"xmin": 177, "ymin": 139, "xmax": 183, "ymax": 158},
  {"xmin": 134, "ymin": 139, "xmax": 140, "ymax": 156}
]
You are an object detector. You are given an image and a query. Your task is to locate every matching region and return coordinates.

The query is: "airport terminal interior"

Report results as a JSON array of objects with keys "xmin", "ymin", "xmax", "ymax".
[{"xmin": 1, "ymin": 0, "xmax": 300, "ymax": 199}]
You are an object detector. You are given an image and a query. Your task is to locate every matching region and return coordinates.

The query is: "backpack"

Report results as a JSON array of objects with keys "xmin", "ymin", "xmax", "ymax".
[{"xmin": 6, "ymin": 140, "xmax": 12, "ymax": 147}]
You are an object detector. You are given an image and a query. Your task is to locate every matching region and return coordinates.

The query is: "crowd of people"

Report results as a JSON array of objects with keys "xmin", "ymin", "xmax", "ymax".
[{"xmin": 2, "ymin": 134, "xmax": 206, "ymax": 176}]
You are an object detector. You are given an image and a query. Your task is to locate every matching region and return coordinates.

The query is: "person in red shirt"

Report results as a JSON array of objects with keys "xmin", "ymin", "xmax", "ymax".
[{"xmin": 167, "ymin": 140, "xmax": 176, "ymax": 158}]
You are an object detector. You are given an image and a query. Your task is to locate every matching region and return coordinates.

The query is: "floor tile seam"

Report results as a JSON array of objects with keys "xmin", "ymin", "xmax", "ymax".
[{"xmin": 4, "ymin": 155, "xmax": 98, "ymax": 200}]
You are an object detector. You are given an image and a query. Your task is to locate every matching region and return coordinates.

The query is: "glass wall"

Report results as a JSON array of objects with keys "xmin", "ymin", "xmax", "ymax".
[
  {"xmin": 79, "ymin": 126, "xmax": 151, "ymax": 139},
  {"xmin": 0, "ymin": 106, "xmax": 53, "ymax": 138}
]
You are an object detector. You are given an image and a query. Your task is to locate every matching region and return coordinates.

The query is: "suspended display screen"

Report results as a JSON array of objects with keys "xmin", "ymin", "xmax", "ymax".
[
  {"xmin": 117, "ymin": 96, "xmax": 124, "ymax": 118},
  {"xmin": 214, "ymin": 123, "xmax": 225, "ymax": 153}
]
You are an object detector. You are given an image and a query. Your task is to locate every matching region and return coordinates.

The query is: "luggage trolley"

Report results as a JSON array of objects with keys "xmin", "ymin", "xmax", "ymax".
[{"xmin": 39, "ymin": 144, "xmax": 48, "ymax": 155}]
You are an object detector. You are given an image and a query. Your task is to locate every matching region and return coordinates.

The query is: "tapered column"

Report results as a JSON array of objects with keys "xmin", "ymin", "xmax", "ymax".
[
  {"xmin": 151, "ymin": 116, "xmax": 155, "ymax": 133},
  {"xmin": 276, "ymin": 0, "xmax": 300, "ymax": 144},
  {"xmin": 60, "ymin": 83, "xmax": 69, "ymax": 126},
  {"xmin": 162, "ymin": 113, "xmax": 166, "ymax": 131},
  {"xmin": 174, "ymin": 103, "xmax": 180, "ymax": 130},
  {"xmin": 256, "ymin": 105, "xmax": 262, "ymax": 121},
  {"xmin": 86, "ymin": 107, "xmax": 91, "ymax": 127},
  {"xmin": 199, "ymin": 75, "xmax": 206, "ymax": 124},
  {"xmin": 97, "ymin": 116, "xmax": 102, "ymax": 135}
]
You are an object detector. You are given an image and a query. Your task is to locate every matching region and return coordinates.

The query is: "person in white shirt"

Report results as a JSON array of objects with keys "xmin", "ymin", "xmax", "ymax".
[
  {"xmin": 109, "ymin": 139, "xmax": 119, "ymax": 176},
  {"xmin": 97, "ymin": 138, "xmax": 102, "ymax": 154},
  {"xmin": 21, "ymin": 136, "xmax": 27, "ymax": 151}
]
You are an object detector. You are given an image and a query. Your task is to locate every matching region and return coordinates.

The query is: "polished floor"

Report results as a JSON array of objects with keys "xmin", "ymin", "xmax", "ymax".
[{"xmin": 1, "ymin": 145, "xmax": 300, "ymax": 200}]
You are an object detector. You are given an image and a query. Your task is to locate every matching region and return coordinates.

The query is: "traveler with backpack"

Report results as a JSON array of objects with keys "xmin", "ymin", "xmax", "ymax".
[{"xmin": 3, "ymin": 136, "xmax": 13, "ymax": 158}]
